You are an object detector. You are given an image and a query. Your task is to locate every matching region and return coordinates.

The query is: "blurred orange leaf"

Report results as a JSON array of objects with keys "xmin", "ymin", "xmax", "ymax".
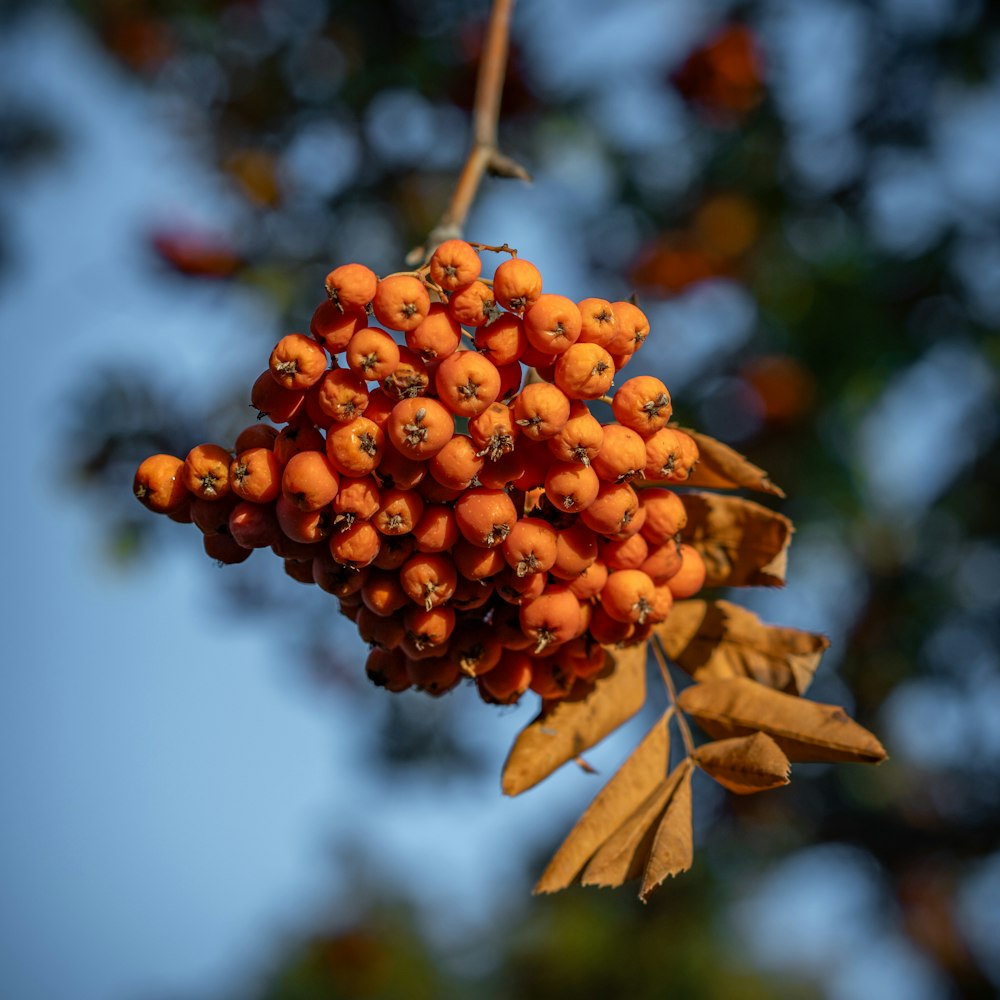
[
  {"xmin": 677, "ymin": 677, "xmax": 887, "ymax": 764},
  {"xmin": 502, "ymin": 642, "xmax": 648, "ymax": 796},
  {"xmin": 656, "ymin": 599, "xmax": 828, "ymax": 695},
  {"xmin": 535, "ymin": 709, "xmax": 673, "ymax": 894},
  {"xmin": 691, "ymin": 731, "xmax": 790, "ymax": 794}
]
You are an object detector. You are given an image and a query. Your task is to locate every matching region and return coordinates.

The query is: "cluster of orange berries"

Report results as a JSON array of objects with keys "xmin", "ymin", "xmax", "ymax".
[{"xmin": 133, "ymin": 240, "xmax": 707, "ymax": 705}]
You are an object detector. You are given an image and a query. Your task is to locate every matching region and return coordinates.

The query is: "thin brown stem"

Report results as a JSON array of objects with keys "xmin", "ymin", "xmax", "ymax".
[
  {"xmin": 408, "ymin": 0, "xmax": 529, "ymax": 264},
  {"xmin": 652, "ymin": 634, "xmax": 695, "ymax": 758}
]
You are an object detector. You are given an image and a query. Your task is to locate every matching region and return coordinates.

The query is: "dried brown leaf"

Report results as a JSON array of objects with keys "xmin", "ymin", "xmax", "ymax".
[
  {"xmin": 534, "ymin": 709, "xmax": 673, "ymax": 895},
  {"xmin": 680, "ymin": 493, "xmax": 792, "ymax": 587},
  {"xmin": 676, "ymin": 426, "xmax": 785, "ymax": 497},
  {"xmin": 639, "ymin": 762, "xmax": 694, "ymax": 901},
  {"xmin": 580, "ymin": 760, "xmax": 693, "ymax": 889},
  {"xmin": 677, "ymin": 677, "xmax": 887, "ymax": 764},
  {"xmin": 692, "ymin": 731, "xmax": 791, "ymax": 794},
  {"xmin": 655, "ymin": 599, "xmax": 828, "ymax": 695},
  {"xmin": 502, "ymin": 642, "xmax": 648, "ymax": 796}
]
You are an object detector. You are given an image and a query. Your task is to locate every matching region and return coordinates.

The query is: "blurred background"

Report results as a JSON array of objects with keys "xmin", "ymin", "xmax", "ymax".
[{"xmin": 1, "ymin": 0, "xmax": 999, "ymax": 997}]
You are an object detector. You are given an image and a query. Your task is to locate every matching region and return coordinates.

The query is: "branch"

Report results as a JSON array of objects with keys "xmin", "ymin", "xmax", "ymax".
[{"xmin": 408, "ymin": 0, "xmax": 530, "ymax": 264}]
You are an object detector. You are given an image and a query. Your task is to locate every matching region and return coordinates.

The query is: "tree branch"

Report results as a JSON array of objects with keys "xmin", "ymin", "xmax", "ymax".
[{"xmin": 408, "ymin": 0, "xmax": 529, "ymax": 264}]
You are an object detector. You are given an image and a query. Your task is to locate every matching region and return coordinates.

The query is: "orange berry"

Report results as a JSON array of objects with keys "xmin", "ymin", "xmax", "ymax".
[
  {"xmin": 544, "ymin": 461, "xmax": 600, "ymax": 513},
  {"xmin": 325, "ymin": 416, "xmax": 384, "ymax": 478},
  {"xmin": 512, "ymin": 381, "xmax": 571, "ymax": 440},
  {"xmin": 451, "ymin": 576, "xmax": 495, "ymax": 611},
  {"xmin": 553, "ymin": 342, "xmax": 615, "ymax": 400},
  {"xmin": 478, "ymin": 649, "xmax": 533, "ymax": 704},
  {"xmin": 273, "ymin": 421, "xmax": 326, "ymax": 466},
  {"xmin": 428, "ymin": 434, "xmax": 483, "ymax": 490},
  {"xmin": 600, "ymin": 568, "xmax": 657, "ymax": 624},
  {"xmin": 510, "ymin": 441, "xmax": 554, "ymax": 491},
  {"xmin": 523, "ymin": 294, "xmax": 582, "ymax": 355},
  {"xmin": 519, "ymin": 585, "xmax": 582, "ymax": 653},
  {"xmin": 234, "ymin": 423, "xmax": 278, "ymax": 453},
  {"xmin": 478, "ymin": 446, "xmax": 525, "ymax": 491},
  {"xmin": 611, "ymin": 376, "xmax": 672, "ymax": 437},
  {"xmin": 230, "ymin": 447, "xmax": 282, "ymax": 503},
  {"xmin": 386, "ymin": 397, "xmax": 455, "ymax": 460},
  {"xmin": 495, "ymin": 564, "xmax": 547, "ymax": 606},
  {"xmin": 373, "ymin": 486, "xmax": 424, "ymax": 536},
  {"xmin": 365, "ymin": 647, "xmax": 411, "ymax": 693},
  {"xmin": 400, "ymin": 552, "xmax": 457, "ymax": 610},
  {"xmin": 433, "ymin": 350, "xmax": 502, "ymax": 417},
  {"xmin": 641, "ymin": 539, "xmax": 683, "ymax": 583},
  {"xmin": 643, "ymin": 428, "xmax": 699, "ymax": 481},
  {"xmin": 601, "ymin": 532, "xmax": 649, "ymax": 571},
  {"xmin": 530, "ymin": 657, "xmax": 575, "ymax": 700},
  {"xmin": 580, "ymin": 481, "xmax": 640, "ymax": 535},
  {"xmin": 402, "ymin": 604, "xmax": 456, "ymax": 651},
  {"xmin": 639, "ymin": 487, "xmax": 687, "ymax": 545},
  {"xmin": 285, "ymin": 555, "xmax": 319, "ymax": 584},
  {"xmin": 184, "ymin": 443, "xmax": 232, "ymax": 500},
  {"xmin": 591, "ymin": 423, "xmax": 647, "ymax": 483},
  {"xmin": 310, "ymin": 300, "xmax": 367, "ymax": 353},
  {"xmin": 276, "ymin": 495, "xmax": 331, "ymax": 544},
  {"xmin": 332, "ymin": 474, "xmax": 381, "ymax": 526},
  {"xmin": 453, "ymin": 537, "xmax": 506, "ymax": 580},
  {"xmin": 611, "ymin": 502, "xmax": 647, "ymax": 539},
  {"xmin": 428, "ymin": 239, "xmax": 481, "ymax": 291},
  {"xmin": 497, "ymin": 362, "xmax": 524, "ymax": 400},
  {"xmin": 228, "ymin": 500, "xmax": 280, "ymax": 549},
  {"xmin": 281, "ymin": 450, "xmax": 340, "ymax": 511},
  {"xmin": 362, "ymin": 386, "xmax": 397, "ymax": 430},
  {"xmin": 190, "ymin": 493, "xmax": 241, "ymax": 535},
  {"xmin": 568, "ymin": 558, "xmax": 608, "ymax": 600},
  {"xmin": 345, "ymin": 327, "xmax": 400, "ymax": 382},
  {"xmin": 412, "ymin": 504, "xmax": 460, "ymax": 553},
  {"xmin": 328, "ymin": 519, "xmax": 381, "ymax": 567},
  {"xmin": 251, "ymin": 370, "xmax": 304, "ymax": 424},
  {"xmin": 550, "ymin": 520, "xmax": 599, "ymax": 579},
  {"xmin": 666, "ymin": 544, "xmax": 706, "ymax": 599},
  {"xmin": 469, "ymin": 401, "xmax": 519, "ymax": 460},
  {"xmin": 374, "ymin": 441, "xmax": 427, "ymax": 491},
  {"xmin": 371, "ymin": 533, "xmax": 415, "ymax": 571},
  {"xmin": 133, "ymin": 454, "xmax": 189, "ymax": 513},
  {"xmin": 474, "ymin": 312, "xmax": 526, "ymax": 366},
  {"xmin": 453, "ymin": 487, "xmax": 517, "ymax": 548},
  {"xmin": 608, "ymin": 301, "xmax": 650, "ymax": 355},
  {"xmin": 406, "ymin": 303, "xmax": 461, "ymax": 362},
  {"xmin": 356, "ymin": 605, "xmax": 406, "ymax": 649},
  {"xmin": 325, "ymin": 262, "xmax": 378, "ymax": 312},
  {"xmin": 203, "ymin": 532, "xmax": 253, "ymax": 565},
  {"xmin": 269, "ymin": 333, "xmax": 329, "ymax": 390},
  {"xmin": 313, "ymin": 554, "xmax": 367, "ymax": 597},
  {"xmin": 576, "ymin": 297, "xmax": 619, "ymax": 348},
  {"xmin": 315, "ymin": 368, "xmax": 369, "ymax": 423},
  {"xmin": 362, "ymin": 571, "xmax": 411, "ymax": 617},
  {"xmin": 492, "ymin": 258, "xmax": 543, "ymax": 313},
  {"xmin": 405, "ymin": 652, "xmax": 461, "ymax": 695},
  {"xmin": 588, "ymin": 603, "xmax": 635, "ymax": 645},
  {"xmin": 448, "ymin": 280, "xmax": 497, "ymax": 327},
  {"xmin": 546, "ymin": 401, "xmax": 605, "ymax": 465},
  {"xmin": 502, "ymin": 516, "xmax": 558, "ymax": 577},
  {"xmin": 418, "ymin": 475, "xmax": 465, "ymax": 505},
  {"xmin": 450, "ymin": 622, "xmax": 504, "ymax": 676},
  {"xmin": 380, "ymin": 346, "xmax": 431, "ymax": 400},
  {"xmin": 303, "ymin": 382, "xmax": 335, "ymax": 430},
  {"xmin": 372, "ymin": 274, "xmax": 430, "ymax": 332}
]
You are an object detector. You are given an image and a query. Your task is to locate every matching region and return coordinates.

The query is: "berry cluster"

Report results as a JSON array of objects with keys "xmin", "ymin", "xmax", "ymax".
[{"xmin": 133, "ymin": 241, "xmax": 707, "ymax": 705}]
